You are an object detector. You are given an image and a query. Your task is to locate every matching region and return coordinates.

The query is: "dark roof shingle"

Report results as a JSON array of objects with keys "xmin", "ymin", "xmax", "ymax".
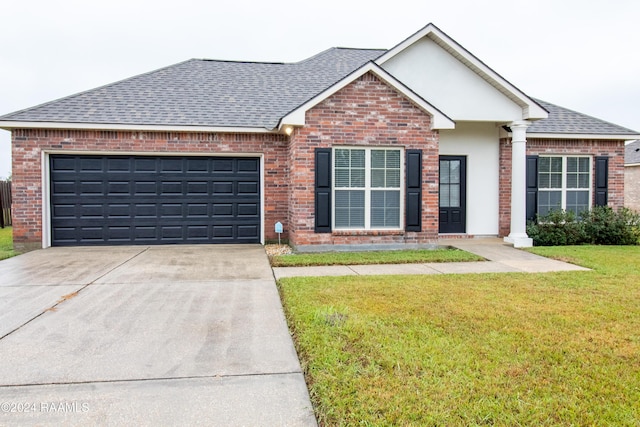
[
  {"xmin": 1, "ymin": 48, "xmax": 637, "ymax": 138},
  {"xmin": 626, "ymin": 140, "xmax": 640, "ymax": 164},
  {"xmin": 529, "ymin": 99, "xmax": 638, "ymax": 136},
  {"xmin": 0, "ymin": 48, "xmax": 385, "ymax": 129}
]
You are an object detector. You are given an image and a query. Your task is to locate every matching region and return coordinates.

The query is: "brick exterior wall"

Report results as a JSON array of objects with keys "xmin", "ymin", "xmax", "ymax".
[
  {"xmin": 287, "ymin": 72, "xmax": 440, "ymax": 248},
  {"xmin": 625, "ymin": 165, "xmax": 640, "ymax": 212},
  {"xmin": 499, "ymin": 137, "xmax": 626, "ymax": 236},
  {"xmin": 11, "ymin": 129, "xmax": 289, "ymax": 251}
]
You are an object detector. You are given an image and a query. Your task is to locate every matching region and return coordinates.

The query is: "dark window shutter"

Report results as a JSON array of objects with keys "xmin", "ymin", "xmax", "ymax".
[
  {"xmin": 315, "ymin": 148, "xmax": 332, "ymax": 233},
  {"xmin": 405, "ymin": 149, "xmax": 422, "ymax": 232},
  {"xmin": 595, "ymin": 156, "xmax": 609, "ymax": 207},
  {"xmin": 526, "ymin": 155, "xmax": 539, "ymax": 221}
]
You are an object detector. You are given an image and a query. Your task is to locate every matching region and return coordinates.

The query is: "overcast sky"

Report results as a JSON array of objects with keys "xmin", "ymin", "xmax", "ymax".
[{"xmin": 1, "ymin": 0, "xmax": 639, "ymax": 179}]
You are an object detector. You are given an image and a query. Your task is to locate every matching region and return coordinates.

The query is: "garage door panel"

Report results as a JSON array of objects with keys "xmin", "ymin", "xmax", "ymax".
[
  {"xmin": 52, "ymin": 181, "xmax": 76, "ymax": 194},
  {"xmin": 160, "ymin": 182, "xmax": 183, "ymax": 194},
  {"xmin": 51, "ymin": 157, "xmax": 77, "ymax": 171},
  {"xmin": 80, "ymin": 181, "xmax": 104, "ymax": 195},
  {"xmin": 237, "ymin": 203, "xmax": 259, "ymax": 217},
  {"xmin": 212, "ymin": 182, "xmax": 233, "ymax": 194},
  {"xmin": 160, "ymin": 158, "xmax": 184, "ymax": 172},
  {"xmin": 238, "ymin": 158, "xmax": 259, "ymax": 172},
  {"xmin": 107, "ymin": 158, "xmax": 132, "ymax": 172},
  {"xmin": 238, "ymin": 181, "xmax": 259, "ymax": 194},
  {"xmin": 186, "ymin": 158, "xmax": 210, "ymax": 173},
  {"xmin": 212, "ymin": 159, "xmax": 234, "ymax": 172},
  {"xmin": 160, "ymin": 204, "xmax": 183, "ymax": 218},
  {"xmin": 135, "ymin": 181, "xmax": 157, "ymax": 194},
  {"xmin": 134, "ymin": 158, "xmax": 157, "ymax": 172},
  {"xmin": 108, "ymin": 181, "xmax": 131, "ymax": 195},
  {"xmin": 50, "ymin": 155, "xmax": 261, "ymax": 246},
  {"xmin": 107, "ymin": 204, "xmax": 132, "ymax": 218},
  {"xmin": 238, "ymin": 225, "xmax": 260, "ymax": 239},
  {"xmin": 79, "ymin": 205, "xmax": 104, "ymax": 218},
  {"xmin": 186, "ymin": 182, "xmax": 208, "ymax": 195}
]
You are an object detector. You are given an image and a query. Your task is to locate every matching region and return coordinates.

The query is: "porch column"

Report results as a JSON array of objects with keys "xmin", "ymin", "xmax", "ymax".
[{"xmin": 504, "ymin": 120, "xmax": 533, "ymax": 248}]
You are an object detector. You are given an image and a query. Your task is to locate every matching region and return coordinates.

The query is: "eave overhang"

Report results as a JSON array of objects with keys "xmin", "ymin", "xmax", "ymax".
[{"xmin": 0, "ymin": 121, "xmax": 277, "ymax": 134}]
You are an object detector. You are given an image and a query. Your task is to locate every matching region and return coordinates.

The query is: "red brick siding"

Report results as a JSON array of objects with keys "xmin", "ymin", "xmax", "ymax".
[
  {"xmin": 288, "ymin": 72, "xmax": 440, "ymax": 247},
  {"xmin": 625, "ymin": 166, "xmax": 640, "ymax": 212},
  {"xmin": 11, "ymin": 129, "xmax": 289, "ymax": 251},
  {"xmin": 499, "ymin": 137, "xmax": 626, "ymax": 236}
]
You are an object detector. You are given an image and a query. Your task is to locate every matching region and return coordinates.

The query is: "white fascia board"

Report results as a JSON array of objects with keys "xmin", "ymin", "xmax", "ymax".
[
  {"xmin": 279, "ymin": 61, "xmax": 455, "ymax": 130},
  {"xmin": 376, "ymin": 23, "xmax": 548, "ymax": 121},
  {"xmin": 528, "ymin": 133, "xmax": 640, "ymax": 140},
  {"xmin": 0, "ymin": 121, "xmax": 276, "ymax": 134}
]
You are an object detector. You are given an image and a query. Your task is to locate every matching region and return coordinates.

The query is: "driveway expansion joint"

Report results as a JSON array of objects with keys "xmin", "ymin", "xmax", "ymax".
[
  {"xmin": 0, "ymin": 247, "xmax": 150, "ymax": 342},
  {"xmin": 0, "ymin": 371, "xmax": 305, "ymax": 389}
]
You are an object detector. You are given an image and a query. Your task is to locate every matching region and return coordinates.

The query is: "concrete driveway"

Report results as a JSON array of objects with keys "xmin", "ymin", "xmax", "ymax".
[{"xmin": 0, "ymin": 245, "xmax": 316, "ymax": 426}]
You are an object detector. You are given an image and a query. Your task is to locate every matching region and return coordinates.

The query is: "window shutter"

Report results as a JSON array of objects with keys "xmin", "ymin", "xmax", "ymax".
[
  {"xmin": 526, "ymin": 155, "xmax": 539, "ymax": 221},
  {"xmin": 315, "ymin": 148, "xmax": 332, "ymax": 233},
  {"xmin": 595, "ymin": 156, "xmax": 609, "ymax": 206},
  {"xmin": 405, "ymin": 149, "xmax": 422, "ymax": 231}
]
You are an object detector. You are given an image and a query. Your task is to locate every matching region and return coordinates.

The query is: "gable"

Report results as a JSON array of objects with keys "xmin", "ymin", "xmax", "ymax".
[
  {"xmin": 377, "ymin": 24, "xmax": 547, "ymax": 123},
  {"xmin": 279, "ymin": 62, "xmax": 454, "ymax": 131},
  {"xmin": 306, "ymin": 71, "xmax": 435, "ymax": 133},
  {"xmin": 381, "ymin": 37, "xmax": 522, "ymax": 121}
]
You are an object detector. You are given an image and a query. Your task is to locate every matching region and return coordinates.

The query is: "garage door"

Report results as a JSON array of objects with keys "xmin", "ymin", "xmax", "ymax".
[{"xmin": 49, "ymin": 155, "xmax": 261, "ymax": 246}]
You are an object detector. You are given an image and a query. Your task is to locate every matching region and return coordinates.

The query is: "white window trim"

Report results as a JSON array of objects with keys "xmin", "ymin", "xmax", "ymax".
[
  {"xmin": 538, "ymin": 155, "xmax": 592, "ymax": 215},
  {"xmin": 332, "ymin": 147, "xmax": 405, "ymax": 231}
]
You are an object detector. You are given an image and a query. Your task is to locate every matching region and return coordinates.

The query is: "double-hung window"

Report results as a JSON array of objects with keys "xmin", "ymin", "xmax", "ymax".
[
  {"xmin": 537, "ymin": 156, "xmax": 591, "ymax": 216},
  {"xmin": 333, "ymin": 147, "xmax": 402, "ymax": 229}
]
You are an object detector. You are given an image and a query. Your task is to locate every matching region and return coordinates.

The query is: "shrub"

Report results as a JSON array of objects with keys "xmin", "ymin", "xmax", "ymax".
[
  {"xmin": 527, "ymin": 207, "xmax": 640, "ymax": 246},
  {"xmin": 580, "ymin": 206, "xmax": 640, "ymax": 245},
  {"xmin": 527, "ymin": 210, "xmax": 587, "ymax": 246}
]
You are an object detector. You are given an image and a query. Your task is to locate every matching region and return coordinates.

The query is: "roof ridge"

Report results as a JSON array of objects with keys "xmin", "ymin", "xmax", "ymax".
[
  {"xmin": 0, "ymin": 59, "xmax": 197, "ymax": 121},
  {"xmin": 197, "ymin": 58, "xmax": 286, "ymax": 65},
  {"xmin": 293, "ymin": 47, "xmax": 387, "ymax": 65}
]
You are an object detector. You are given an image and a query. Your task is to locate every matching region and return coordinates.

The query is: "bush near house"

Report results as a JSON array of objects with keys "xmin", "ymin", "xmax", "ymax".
[{"xmin": 527, "ymin": 206, "xmax": 640, "ymax": 246}]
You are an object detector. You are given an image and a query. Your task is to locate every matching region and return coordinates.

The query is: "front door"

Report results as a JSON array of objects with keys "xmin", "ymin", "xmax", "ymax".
[{"xmin": 439, "ymin": 156, "xmax": 466, "ymax": 234}]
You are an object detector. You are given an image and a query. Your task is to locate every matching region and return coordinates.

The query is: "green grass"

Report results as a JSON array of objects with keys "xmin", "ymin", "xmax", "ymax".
[
  {"xmin": 270, "ymin": 248, "xmax": 483, "ymax": 267},
  {"xmin": 0, "ymin": 226, "xmax": 16, "ymax": 261},
  {"xmin": 278, "ymin": 246, "xmax": 640, "ymax": 425}
]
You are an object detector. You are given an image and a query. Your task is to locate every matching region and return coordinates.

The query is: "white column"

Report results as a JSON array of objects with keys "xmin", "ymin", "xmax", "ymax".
[{"xmin": 504, "ymin": 120, "xmax": 533, "ymax": 248}]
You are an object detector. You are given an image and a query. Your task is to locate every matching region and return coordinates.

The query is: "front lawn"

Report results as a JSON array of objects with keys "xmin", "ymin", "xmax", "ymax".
[
  {"xmin": 0, "ymin": 227, "xmax": 16, "ymax": 261},
  {"xmin": 270, "ymin": 248, "xmax": 483, "ymax": 267},
  {"xmin": 279, "ymin": 246, "xmax": 640, "ymax": 425}
]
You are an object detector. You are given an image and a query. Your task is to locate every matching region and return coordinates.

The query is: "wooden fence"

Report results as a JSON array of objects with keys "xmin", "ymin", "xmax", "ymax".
[{"xmin": 0, "ymin": 180, "xmax": 11, "ymax": 228}]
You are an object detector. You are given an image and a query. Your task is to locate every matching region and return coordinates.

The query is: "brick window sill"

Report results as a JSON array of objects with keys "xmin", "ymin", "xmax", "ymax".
[{"xmin": 332, "ymin": 230, "xmax": 404, "ymax": 237}]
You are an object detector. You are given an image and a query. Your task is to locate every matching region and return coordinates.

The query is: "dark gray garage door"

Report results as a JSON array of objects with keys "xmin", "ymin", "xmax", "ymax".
[{"xmin": 50, "ymin": 155, "xmax": 261, "ymax": 246}]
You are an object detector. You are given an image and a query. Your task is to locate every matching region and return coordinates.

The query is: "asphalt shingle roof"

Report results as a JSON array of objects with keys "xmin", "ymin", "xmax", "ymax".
[
  {"xmin": 0, "ymin": 48, "xmax": 636, "ymax": 137},
  {"xmin": 0, "ymin": 48, "xmax": 385, "ymax": 129},
  {"xmin": 529, "ymin": 99, "xmax": 638, "ymax": 136},
  {"xmin": 626, "ymin": 140, "xmax": 640, "ymax": 164}
]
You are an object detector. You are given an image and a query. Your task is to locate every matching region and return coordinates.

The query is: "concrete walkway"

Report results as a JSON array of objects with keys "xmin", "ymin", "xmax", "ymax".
[{"xmin": 273, "ymin": 238, "xmax": 589, "ymax": 279}]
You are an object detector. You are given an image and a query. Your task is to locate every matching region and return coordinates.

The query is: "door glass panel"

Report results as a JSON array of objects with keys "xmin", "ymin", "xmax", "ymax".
[
  {"xmin": 440, "ymin": 161, "xmax": 450, "ymax": 184},
  {"xmin": 449, "ymin": 185, "xmax": 460, "ymax": 207},
  {"xmin": 449, "ymin": 161, "xmax": 460, "ymax": 184},
  {"xmin": 439, "ymin": 159, "xmax": 461, "ymax": 208}
]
